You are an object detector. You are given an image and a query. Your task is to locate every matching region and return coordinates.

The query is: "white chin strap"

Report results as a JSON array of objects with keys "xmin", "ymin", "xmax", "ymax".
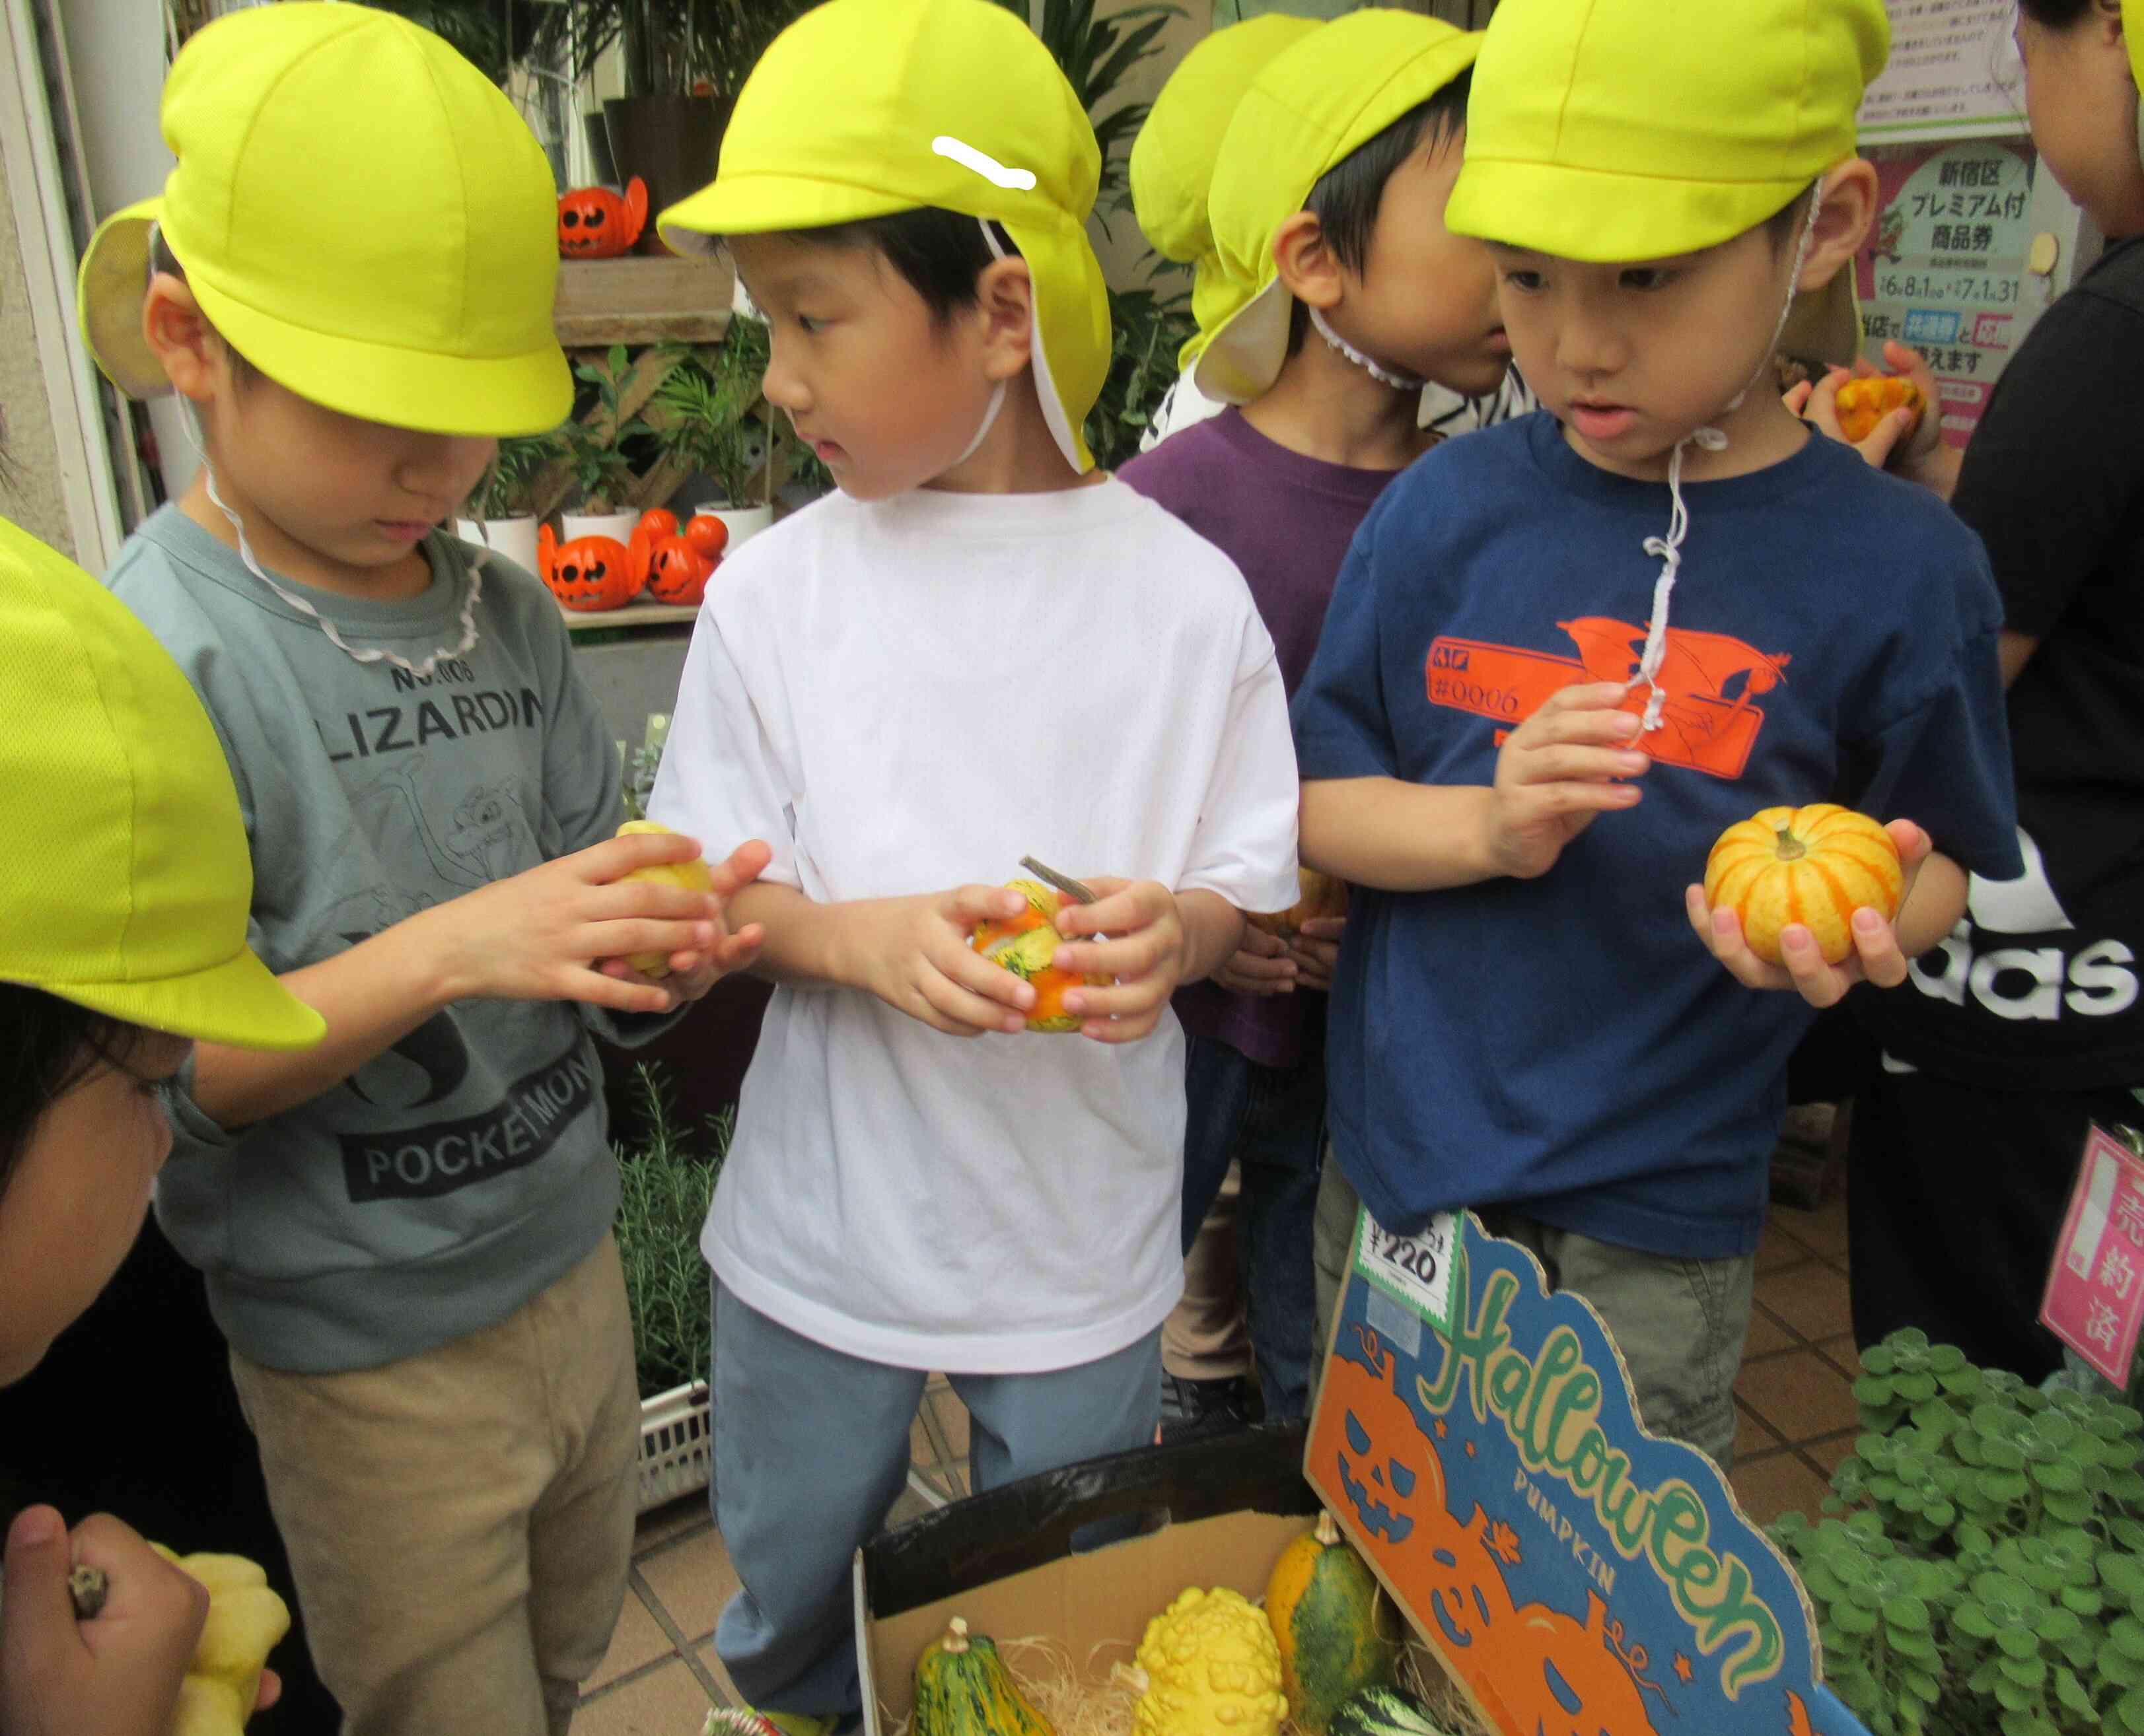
[
  {"xmin": 180, "ymin": 398, "xmax": 484, "ymax": 681},
  {"xmin": 1308, "ymin": 303, "xmax": 1425, "ymax": 392},
  {"xmin": 1626, "ymin": 184, "xmax": 1826, "ymax": 735},
  {"xmin": 945, "ymin": 220, "xmax": 1018, "ymax": 471}
]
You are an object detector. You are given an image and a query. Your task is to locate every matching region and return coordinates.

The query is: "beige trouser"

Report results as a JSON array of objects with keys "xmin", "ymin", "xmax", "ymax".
[
  {"xmin": 1162, "ymin": 1162, "xmax": 1253, "ymax": 1381},
  {"xmin": 230, "ymin": 1233, "xmax": 640, "ymax": 1736}
]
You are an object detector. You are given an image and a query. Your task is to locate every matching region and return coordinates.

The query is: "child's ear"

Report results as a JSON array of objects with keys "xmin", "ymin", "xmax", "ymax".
[
  {"xmin": 1273, "ymin": 211, "xmax": 1343, "ymax": 310},
  {"xmin": 974, "ymin": 255, "xmax": 1036, "ymax": 382},
  {"xmin": 141, "ymin": 275, "xmax": 225, "ymax": 404},
  {"xmin": 1798, "ymin": 160, "xmax": 1879, "ymax": 295}
]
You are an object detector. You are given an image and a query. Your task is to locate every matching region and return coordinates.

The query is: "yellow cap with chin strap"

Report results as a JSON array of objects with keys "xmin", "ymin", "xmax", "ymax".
[
  {"xmin": 2128, "ymin": 0, "xmax": 2144, "ymax": 170},
  {"xmin": 659, "ymin": 0, "xmax": 1111, "ymax": 475},
  {"xmin": 1130, "ymin": 15, "xmax": 1322, "ymax": 372},
  {"xmin": 75, "ymin": 3, "xmax": 569, "ymax": 438}
]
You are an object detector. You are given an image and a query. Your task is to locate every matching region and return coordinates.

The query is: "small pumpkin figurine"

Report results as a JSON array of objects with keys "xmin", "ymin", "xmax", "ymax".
[
  {"xmin": 1248, "ymin": 866, "xmax": 1349, "ymax": 940},
  {"xmin": 1833, "ymin": 373, "xmax": 1923, "ymax": 444},
  {"xmin": 557, "ymin": 176, "xmax": 648, "ymax": 259},
  {"xmin": 682, "ymin": 512, "xmax": 731, "ymax": 562},
  {"xmin": 972, "ymin": 878, "xmax": 1108, "ymax": 1033},
  {"xmin": 1703, "ymin": 802, "xmax": 1904, "ymax": 965},
  {"xmin": 644, "ymin": 536, "xmax": 713, "ymax": 606},
  {"xmin": 538, "ymin": 523, "xmax": 643, "ymax": 612}
]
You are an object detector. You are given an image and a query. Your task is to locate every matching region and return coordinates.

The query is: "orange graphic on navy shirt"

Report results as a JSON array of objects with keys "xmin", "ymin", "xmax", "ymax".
[{"xmin": 1425, "ymin": 617, "xmax": 1791, "ymax": 780}]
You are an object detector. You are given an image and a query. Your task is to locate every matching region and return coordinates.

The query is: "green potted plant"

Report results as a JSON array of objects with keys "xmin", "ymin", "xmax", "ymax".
[
  {"xmin": 613, "ymin": 1063, "xmax": 732, "ymax": 1512},
  {"xmin": 534, "ymin": 0, "xmax": 816, "ymax": 245},
  {"xmin": 559, "ymin": 344, "xmax": 648, "ymax": 542},
  {"xmin": 454, "ymin": 429, "xmax": 565, "ymax": 576},
  {"xmin": 647, "ymin": 327, "xmax": 783, "ymax": 545}
]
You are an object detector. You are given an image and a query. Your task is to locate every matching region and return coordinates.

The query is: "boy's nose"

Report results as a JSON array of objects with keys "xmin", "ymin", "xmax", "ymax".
[{"xmin": 1556, "ymin": 308, "xmax": 1627, "ymax": 384}]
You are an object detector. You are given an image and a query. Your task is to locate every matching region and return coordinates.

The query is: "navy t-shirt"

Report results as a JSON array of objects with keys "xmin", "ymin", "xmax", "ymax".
[{"xmin": 1292, "ymin": 413, "xmax": 2022, "ymax": 1259}]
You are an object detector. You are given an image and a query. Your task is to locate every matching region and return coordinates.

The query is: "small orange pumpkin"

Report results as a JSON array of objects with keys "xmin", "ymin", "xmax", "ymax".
[
  {"xmin": 1703, "ymin": 802, "xmax": 1904, "ymax": 965},
  {"xmin": 636, "ymin": 507, "xmax": 680, "ymax": 543},
  {"xmin": 557, "ymin": 177, "xmax": 649, "ymax": 259},
  {"xmin": 1248, "ymin": 866, "xmax": 1349, "ymax": 939},
  {"xmin": 972, "ymin": 879, "xmax": 1109, "ymax": 1033},
  {"xmin": 1834, "ymin": 374, "xmax": 1923, "ymax": 444},
  {"xmin": 538, "ymin": 524, "xmax": 643, "ymax": 612},
  {"xmin": 682, "ymin": 514, "xmax": 731, "ymax": 562}
]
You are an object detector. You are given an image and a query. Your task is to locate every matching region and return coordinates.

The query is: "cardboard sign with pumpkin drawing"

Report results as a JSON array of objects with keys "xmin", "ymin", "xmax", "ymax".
[{"xmin": 1308, "ymin": 1212, "xmax": 1873, "ymax": 1736}]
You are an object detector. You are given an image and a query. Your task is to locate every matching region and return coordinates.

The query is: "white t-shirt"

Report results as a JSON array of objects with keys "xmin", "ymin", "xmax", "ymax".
[{"xmin": 649, "ymin": 481, "xmax": 1301, "ymax": 1373}]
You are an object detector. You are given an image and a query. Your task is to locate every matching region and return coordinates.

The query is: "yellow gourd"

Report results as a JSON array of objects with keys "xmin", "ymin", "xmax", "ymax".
[
  {"xmin": 614, "ymin": 819, "xmax": 714, "ymax": 977},
  {"xmin": 1123, "ymin": 1587, "xmax": 1289, "ymax": 1736},
  {"xmin": 150, "ymin": 1546, "xmax": 289, "ymax": 1736}
]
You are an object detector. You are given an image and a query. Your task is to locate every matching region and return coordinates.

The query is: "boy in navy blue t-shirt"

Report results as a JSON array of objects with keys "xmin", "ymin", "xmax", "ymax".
[{"xmin": 1291, "ymin": 0, "xmax": 2022, "ymax": 1469}]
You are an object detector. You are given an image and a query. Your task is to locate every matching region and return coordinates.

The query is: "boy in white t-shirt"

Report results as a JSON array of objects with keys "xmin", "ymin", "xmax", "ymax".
[{"xmin": 645, "ymin": 1, "xmax": 1300, "ymax": 1727}]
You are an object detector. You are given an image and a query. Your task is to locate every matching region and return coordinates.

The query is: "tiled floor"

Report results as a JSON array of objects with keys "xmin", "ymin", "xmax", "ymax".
[
  {"xmin": 580, "ymin": 1189, "xmax": 1860, "ymax": 1731},
  {"xmin": 1727, "ymin": 1183, "xmax": 1861, "ymax": 1531},
  {"xmin": 576, "ymin": 1376, "xmax": 973, "ymax": 1733}
]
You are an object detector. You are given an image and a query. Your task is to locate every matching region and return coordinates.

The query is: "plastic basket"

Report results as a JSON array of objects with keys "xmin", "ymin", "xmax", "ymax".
[{"xmin": 637, "ymin": 1379, "xmax": 713, "ymax": 1515}]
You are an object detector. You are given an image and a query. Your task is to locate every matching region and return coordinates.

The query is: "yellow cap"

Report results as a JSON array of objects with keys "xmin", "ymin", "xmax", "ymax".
[
  {"xmin": 659, "ymin": 0, "xmax": 1109, "ymax": 474},
  {"xmin": 0, "ymin": 516, "xmax": 323, "ymax": 1053},
  {"xmin": 2128, "ymin": 0, "xmax": 2144, "ymax": 170},
  {"xmin": 1130, "ymin": 15, "xmax": 1322, "ymax": 369},
  {"xmin": 77, "ymin": 3, "xmax": 569, "ymax": 438},
  {"xmin": 1196, "ymin": 11, "xmax": 1481, "ymax": 406},
  {"xmin": 1446, "ymin": 0, "xmax": 1889, "ymax": 263}
]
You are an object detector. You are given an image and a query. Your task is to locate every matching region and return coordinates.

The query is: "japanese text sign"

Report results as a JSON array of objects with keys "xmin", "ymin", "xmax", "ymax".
[{"xmin": 2042, "ymin": 1126, "xmax": 2144, "ymax": 1387}]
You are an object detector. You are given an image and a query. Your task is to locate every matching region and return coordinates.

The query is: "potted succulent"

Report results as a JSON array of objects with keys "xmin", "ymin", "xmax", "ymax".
[
  {"xmin": 454, "ymin": 429, "xmax": 564, "ymax": 577},
  {"xmin": 559, "ymin": 345, "xmax": 647, "ymax": 542}
]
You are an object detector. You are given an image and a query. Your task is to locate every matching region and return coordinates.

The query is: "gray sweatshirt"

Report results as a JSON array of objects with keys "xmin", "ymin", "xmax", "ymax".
[{"xmin": 110, "ymin": 508, "xmax": 666, "ymax": 1373}]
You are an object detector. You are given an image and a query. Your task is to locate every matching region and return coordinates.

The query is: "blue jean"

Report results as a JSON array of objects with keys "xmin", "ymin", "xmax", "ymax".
[
  {"xmin": 708, "ymin": 1282, "xmax": 1161, "ymax": 1721},
  {"xmin": 1180, "ymin": 1032, "xmax": 1325, "ymax": 1423}
]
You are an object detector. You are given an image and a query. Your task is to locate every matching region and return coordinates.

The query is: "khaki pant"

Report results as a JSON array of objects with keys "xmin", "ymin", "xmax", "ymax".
[
  {"xmin": 231, "ymin": 1233, "xmax": 639, "ymax": 1736},
  {"xmin": 1162, "ymin": 1162, "xmax": 1251, "ymax": 1381},
  {"xmin": 1312, "ymin": 1160, "xmax": 1754, "ymax": 1470}
]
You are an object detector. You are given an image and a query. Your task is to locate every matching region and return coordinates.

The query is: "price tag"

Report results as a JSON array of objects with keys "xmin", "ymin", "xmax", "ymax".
[
  {"xmin": 1352, "ymin": 1206, "xmax": 1465, "ymax": 1342},
  {"xmin": 2040, "ymin": 1125, "xmax": 2144, "ymax": 1387}
]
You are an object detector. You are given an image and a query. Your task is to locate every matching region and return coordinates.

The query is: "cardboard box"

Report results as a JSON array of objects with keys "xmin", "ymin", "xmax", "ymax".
[{"xmin": 857, "ymin": 1425, "xmax": 1318, "ymax": 1736}]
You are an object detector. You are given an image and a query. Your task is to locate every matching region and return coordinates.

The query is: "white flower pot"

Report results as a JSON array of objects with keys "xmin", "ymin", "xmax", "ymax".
[
  {"xmin": 706, "ymin": 503, "xmax": 774, "ymax": 549},
  {"xmin": 560, "ymin": 508, "xmax": 641, "ymax": 546},
  {"xmin": 452, "ymin": 515, "xmax": 541, "ymax": 578}
]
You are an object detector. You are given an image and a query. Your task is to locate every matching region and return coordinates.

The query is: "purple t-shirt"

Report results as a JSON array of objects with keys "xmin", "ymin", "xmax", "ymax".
[{"xmin": 1116, "ymin": 408, "xmax": 1398, "ymax": 1069}]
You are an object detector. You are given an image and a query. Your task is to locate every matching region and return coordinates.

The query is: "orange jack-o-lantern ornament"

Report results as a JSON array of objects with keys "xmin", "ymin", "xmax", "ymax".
[
  {"xmin": 557, "ymin": 178, "xmax": 649, "ymax": 259},
  {"xmin": 538, "ymin": 523, "xmax": 644, "ymax": 611},
  {"xmin": 645, "ymin": 536, "xmax": 713, "ymax": 606}
]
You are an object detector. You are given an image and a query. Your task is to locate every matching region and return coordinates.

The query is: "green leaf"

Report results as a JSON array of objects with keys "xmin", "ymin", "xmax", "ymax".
[
  {"xmin": 1994, "ymin": 1675, "xmax": 2037, "ymax": 1711},
  {"xmin": 2055, "ymin": 1665, "xmax": 2094, "ymax": 1714},
  {"xmin": 2114, "ymin": 1614, "xmax": 2144, "ymax": 1661},
  {"xmin": 2000, "ymin": 1651, "xmax": 2048, "ymax": 1687},
  {"xmin": 1885, "ymin": 1595, "xmax": 1933, "ymax": 1633},
  {"xmin": 1999, "ymin": 1626, "xmax": 2044, "ymax": 1660},
  {"xmin": 1834, "ymin": 1600, "xmax": 1880, "ymax": 1636},
  {"xmin": 1955, "ymin": 1604, "xmax": 1999, "ymax": 1640},
  {"xmin": 2038, "ymin": 1606, "xmax": 2083, "ymax": 1644}
]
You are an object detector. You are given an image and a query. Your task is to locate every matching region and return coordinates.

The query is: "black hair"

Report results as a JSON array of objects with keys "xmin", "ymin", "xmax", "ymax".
[
  {"xmin": 0, "ymin": 986, "xmax": 145, "ymax": 1204},
  {"xmin": 149, "ymin": 232, "xmax": 260, "ymax": 388},
  {"xmin": 1285, "ymin": 73, "xmax": 1474, "ymax": 357},
  {"xmin": 2017, "ymin": 0, "xmax": 2102, "ymax": 25},
  {"xmin": 756, "ymin": 206, "xmax": 1017, "ymax": 325}
]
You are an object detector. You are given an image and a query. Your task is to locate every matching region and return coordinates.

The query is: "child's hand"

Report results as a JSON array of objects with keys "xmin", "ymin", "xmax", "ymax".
[
  {"xmin": 859, "ymin": 884, "xmax": 1044, "ymax": 1036},
  {"xmin": 594, "ymin": 838, "xmax": 775, "ymax": 1003},
  {"xmin": 1788, "ymin": 342, "xmax": 1943, "ymax": 473},
  {"xmin": 1214, "ymin": 925, "xmax": 1297, "ymax": 997},
  {"xmin": 1052, "ymin": 878, "xmax": 1190, "ymax": 1044},
  {"xmin": 1483, "ymin": 682, "xmax": 1649, "ymax": 881},
  {"xmin": 1288, "ymin": 917, "xmax": 1346, "ymax": 993},
  {"xmin": 439, "ymin": 833, "xmax": 771, "ymax": 1015},
  {"xmin": 1685, "ymin": 819, "xmax": 1932, "ymax": 1008},
  {"xmin": 1, "ymin": 1506, "xmax": 207, "ymax": 1736}
]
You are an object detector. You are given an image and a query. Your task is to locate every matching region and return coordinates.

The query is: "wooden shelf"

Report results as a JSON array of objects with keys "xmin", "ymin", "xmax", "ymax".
[
  {"xmin": 558, "ymin": 600, "xmax": 703, "ymax": 634},
  {"xmin": 555, "ymin": 256, "xmax": 735, "ymax": 346}
]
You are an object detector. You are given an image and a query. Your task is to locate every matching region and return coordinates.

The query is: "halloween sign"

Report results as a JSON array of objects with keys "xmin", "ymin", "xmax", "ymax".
[{"xmin": 1307, "ymin": 1212, "xmax": 1873, "ymax": 1736}]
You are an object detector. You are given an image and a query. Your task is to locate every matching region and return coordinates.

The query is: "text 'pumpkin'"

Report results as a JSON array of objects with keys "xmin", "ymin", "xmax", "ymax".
[
  {"xmin": 1703, "ymin": 802, "xmax": 1903, "ymax": 965},
  {"xmin": 972, "ymin": 879, "xmax": 1107, "ymax": 1033}
]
